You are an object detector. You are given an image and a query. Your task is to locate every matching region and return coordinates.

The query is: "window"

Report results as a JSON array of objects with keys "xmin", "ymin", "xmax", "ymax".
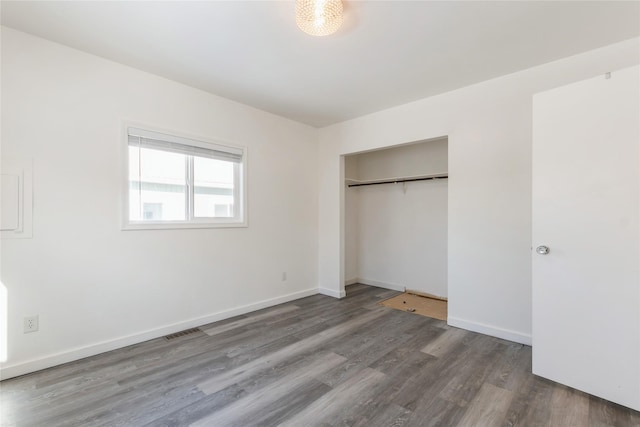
[{"xmin": 124, "ymin": 126, "xmax": 246, "ymax": 229}]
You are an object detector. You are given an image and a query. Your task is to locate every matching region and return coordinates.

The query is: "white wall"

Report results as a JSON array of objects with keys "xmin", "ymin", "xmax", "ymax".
[
  {"xmin": 318, "ymin": 37, "xmax": 640, "ymax": 345},
  {"xmin": 345, "ymin": 140, "xmax": 448, "ymax": 297},
  {"xmin": 352, "ymin": 139, "xmax": 448, "ymax": 181},
  {"xmin": 0, "ymin": 28, "xmax": 319, "ymax": 378}
]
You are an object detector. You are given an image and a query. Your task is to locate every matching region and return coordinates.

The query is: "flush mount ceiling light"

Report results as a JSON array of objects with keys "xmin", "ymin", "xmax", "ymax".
[{"xmin": 296, "ymin": 0, "xmax": 344, "ymax": 37}]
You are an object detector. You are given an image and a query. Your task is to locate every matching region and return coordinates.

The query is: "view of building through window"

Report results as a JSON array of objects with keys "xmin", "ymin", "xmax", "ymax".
[
  {"xmin": 128, "ymin": 147, "xmax": 235, "ymax": 222},
  {"xmin": 193, "ymin": 156, "xmax": 235, "ymax": 218}
]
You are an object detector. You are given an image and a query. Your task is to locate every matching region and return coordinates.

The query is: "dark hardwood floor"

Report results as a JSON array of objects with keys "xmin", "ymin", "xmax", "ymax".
[{"xmin": 1, "ymin": 284, "xmax": 638, "ymax": 426}]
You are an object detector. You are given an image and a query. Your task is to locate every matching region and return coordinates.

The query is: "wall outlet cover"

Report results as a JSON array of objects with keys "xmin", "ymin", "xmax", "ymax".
[{"xmin": 24, "ymin": 315, "xmax": 39, "ymax": 333}]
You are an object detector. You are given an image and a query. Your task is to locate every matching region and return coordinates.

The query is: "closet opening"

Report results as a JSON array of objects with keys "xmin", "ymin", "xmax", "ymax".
[{"xmin": 343, "ymin": 136, "xmax": 448, "ymax": 319}]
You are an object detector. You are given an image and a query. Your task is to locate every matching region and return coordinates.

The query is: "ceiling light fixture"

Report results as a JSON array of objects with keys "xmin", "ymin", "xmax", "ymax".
[{"xmin": 296, "ymin": 0, "xmax": 344, "ymax": 37}]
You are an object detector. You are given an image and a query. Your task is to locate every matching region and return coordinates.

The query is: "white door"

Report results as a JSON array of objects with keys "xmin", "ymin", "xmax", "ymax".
[{"xmin": 532, "ymin": 65, "xmax": 640, "ymax": 411}]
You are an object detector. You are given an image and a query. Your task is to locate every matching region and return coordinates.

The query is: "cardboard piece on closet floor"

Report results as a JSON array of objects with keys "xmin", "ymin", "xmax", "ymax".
[{"xmin": 379, "ymin": 292, "xmax": 447, "ymax": 321}]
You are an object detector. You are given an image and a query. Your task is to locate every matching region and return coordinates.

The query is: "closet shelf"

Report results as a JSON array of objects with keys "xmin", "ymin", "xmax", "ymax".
[{"xmin": 346, "ymin": 173, "xmax": 448, "ymax": 187}]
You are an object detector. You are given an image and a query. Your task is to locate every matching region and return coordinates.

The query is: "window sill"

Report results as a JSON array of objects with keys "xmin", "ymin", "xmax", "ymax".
[{"xmin": 122, "ymin": 221, "xmax": 247, "ymax": 231}]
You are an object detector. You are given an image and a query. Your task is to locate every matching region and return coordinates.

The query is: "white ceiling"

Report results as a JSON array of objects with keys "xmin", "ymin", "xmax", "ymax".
[{"xmin": 2, "ymin": 1, "xmax": 639, "ymax": 127}]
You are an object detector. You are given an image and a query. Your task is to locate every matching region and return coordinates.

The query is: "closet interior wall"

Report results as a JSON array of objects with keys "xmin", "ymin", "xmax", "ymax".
[{"xmin": 345, "ymin": 138, "xmax": 448, "ymax": 297}]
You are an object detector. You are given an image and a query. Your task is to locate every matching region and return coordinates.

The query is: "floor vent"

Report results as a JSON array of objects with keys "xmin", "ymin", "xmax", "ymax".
[{"xmin": 164, "ymin": 327, "xmax": 202, "ymax": 340}]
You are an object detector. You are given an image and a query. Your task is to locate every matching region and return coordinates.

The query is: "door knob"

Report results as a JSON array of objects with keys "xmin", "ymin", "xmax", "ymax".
[{"xmin": 536, "ymin": 245, "xmax": 550, "ymax": 255}]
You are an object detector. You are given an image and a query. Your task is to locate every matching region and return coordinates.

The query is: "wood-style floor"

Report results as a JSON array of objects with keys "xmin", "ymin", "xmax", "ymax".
[{"xmin": 1, "ymin": 284, "xmax": 638, "ymax": 426}]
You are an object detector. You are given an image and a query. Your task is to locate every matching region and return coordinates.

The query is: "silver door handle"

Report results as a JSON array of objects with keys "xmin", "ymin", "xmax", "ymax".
[{"xmin": 536, "ymin": 245, "xmax": 550, "ymax": 255}]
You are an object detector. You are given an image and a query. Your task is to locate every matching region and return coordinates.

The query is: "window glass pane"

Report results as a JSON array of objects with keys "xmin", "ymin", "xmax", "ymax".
[
  {"xmin": 193, "ymin": 156, "xmax": 235, "ymax": 218},
  {"xmin": 128, "ymin": 146, "xmax": 142, "ymax": 220},
  {"xmin": 129, "ymin": 147, "xmax": 186, "ymax": 221}
]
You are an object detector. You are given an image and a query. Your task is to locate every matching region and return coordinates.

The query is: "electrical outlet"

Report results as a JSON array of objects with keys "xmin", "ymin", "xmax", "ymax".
[
  {"xmin": 282, "ymin": 272, "xmax": 287, "ymax": 281},
  {"xmin": 24, "ymin": 315, "xmax": 39, "ymax": 333}
]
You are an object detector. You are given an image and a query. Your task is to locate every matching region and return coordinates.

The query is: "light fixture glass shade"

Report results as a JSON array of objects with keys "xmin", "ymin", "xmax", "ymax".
[{"xmin": 296, "ymin": 0, "xmax": 343, "ymax": 37}]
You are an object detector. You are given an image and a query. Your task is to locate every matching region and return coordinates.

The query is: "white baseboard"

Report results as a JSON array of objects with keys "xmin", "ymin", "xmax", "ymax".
[
  {"xmin": 448, "ymin": 316, "xmax": 532, "ymax": 346},
  {"xmin": 0, "ymin": 287, "xmax": 319, "ymax": 380},
  {"xmin": 356, "ymin": 278, "xmax": 406, "ymax": 293},
  {"xmin": 344, "ymin": 278, "xmax": 358, "ymax": 286},
  {"xmin": 318, "ymin": 287, "xmax": 346, "ymax": 298}
]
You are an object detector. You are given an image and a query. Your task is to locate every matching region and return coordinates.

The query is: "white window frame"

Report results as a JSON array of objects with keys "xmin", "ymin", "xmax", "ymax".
[{"xmin": 122, "ymin": 123, "xmax": 247, "ymax": 230}]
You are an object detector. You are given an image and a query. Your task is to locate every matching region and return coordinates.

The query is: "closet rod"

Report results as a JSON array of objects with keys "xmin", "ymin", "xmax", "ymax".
[{"xmin": 347, "ymin": 175, "xmax": 448, "ymax": 188}]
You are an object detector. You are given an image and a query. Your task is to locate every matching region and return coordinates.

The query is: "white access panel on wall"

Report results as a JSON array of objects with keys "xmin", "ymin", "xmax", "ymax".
[
  {"xmin": 532, "ymin": 65, "xmax": 640, "ymax": 410},
  {"xmin": 1, "ymin": 163, "xmax": 33, "ymax": 239}
]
